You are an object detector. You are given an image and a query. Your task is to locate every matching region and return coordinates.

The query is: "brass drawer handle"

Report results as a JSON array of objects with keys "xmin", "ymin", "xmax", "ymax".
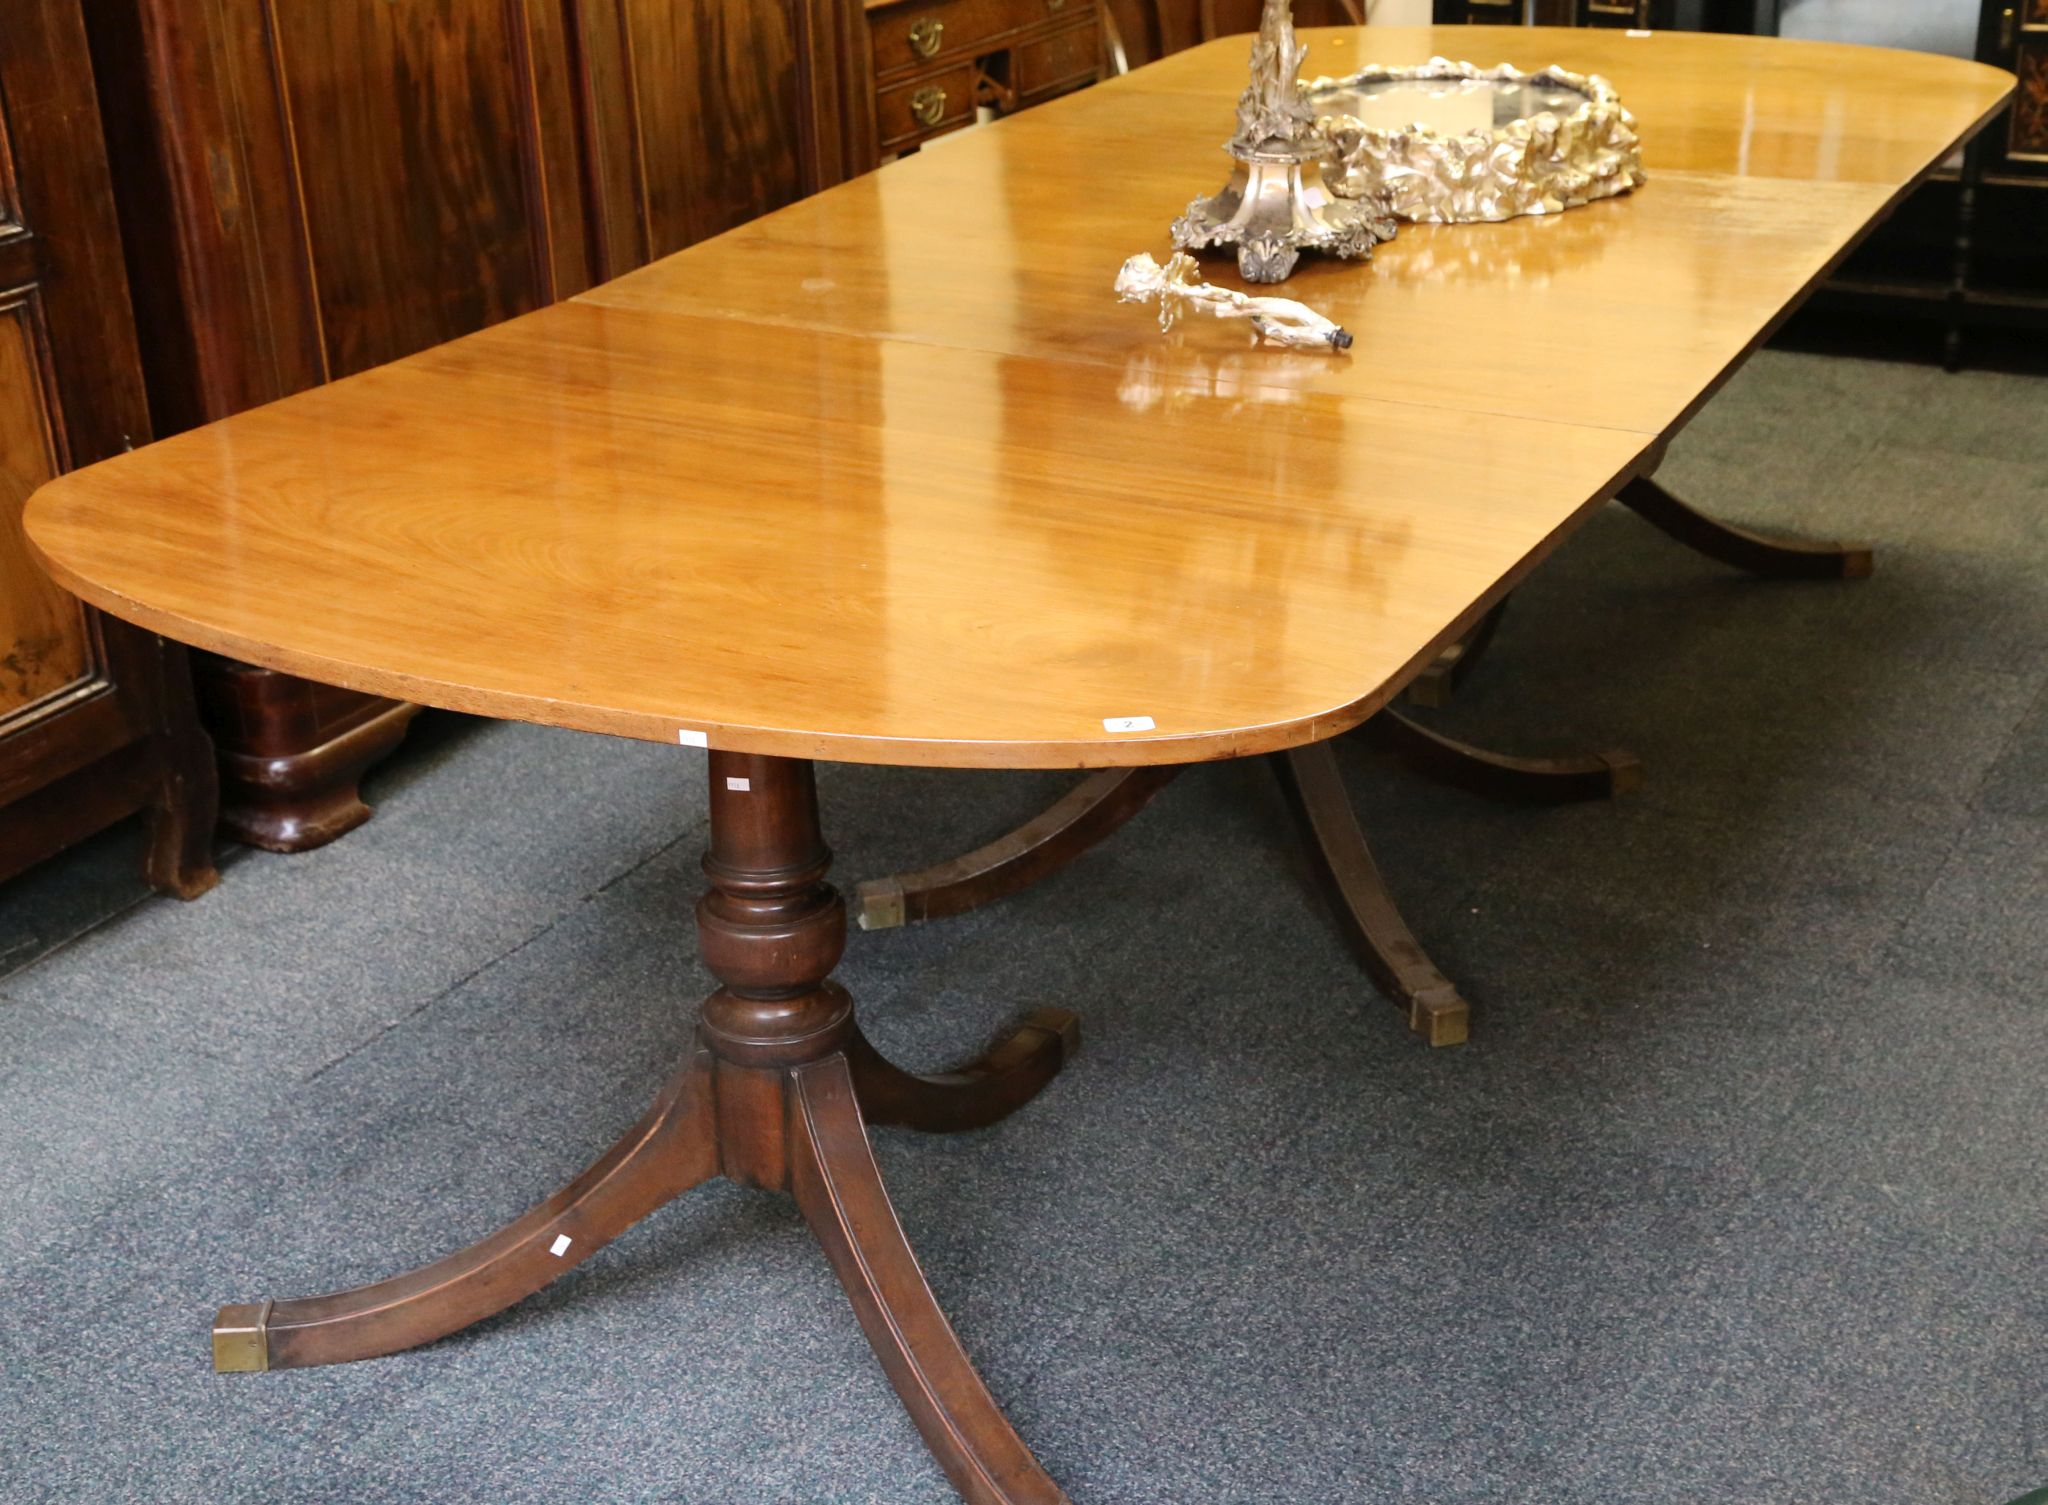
[
  {"xmin": 908, "ymin": 16, "xmax": 944, "ymax": 58},
  {"xmin": 910, "ymin": 85, "xmax": 948, "ymax": 127}
]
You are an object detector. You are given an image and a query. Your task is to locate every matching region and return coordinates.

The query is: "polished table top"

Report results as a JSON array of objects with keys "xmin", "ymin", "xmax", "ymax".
[{"xmin": 26, "ymin": 28, "xmax": 2011, "ymax": 769}]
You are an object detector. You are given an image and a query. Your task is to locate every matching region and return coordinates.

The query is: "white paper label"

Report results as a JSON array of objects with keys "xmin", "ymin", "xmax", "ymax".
[
  {"xmin": 1627, "ymin": 28, "xmax": 1652, "ymax": 37},
  {"xmin": 1102, "ymin": 715, "xmax": 1156, "ymax": 733},
  {"xmin": 725, "ymin": 776, "xmax": 751, "ymax": 792},
  {"xmin": 549, "ymin": 1234, "xmax": 572, "ymax": 1257},
  {"xmin": 677, "ymin": 728, "xmax": 709, "ymax": 748}
]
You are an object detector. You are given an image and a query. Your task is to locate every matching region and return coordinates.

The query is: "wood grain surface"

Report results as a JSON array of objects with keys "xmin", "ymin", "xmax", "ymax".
[
  {"xmin": 0, "ymin": 296, "xmax": 85, "ymax": 716},
  {"xmin": 26, "ymin": 27, "xmax": 2013, "ymax": 769}
]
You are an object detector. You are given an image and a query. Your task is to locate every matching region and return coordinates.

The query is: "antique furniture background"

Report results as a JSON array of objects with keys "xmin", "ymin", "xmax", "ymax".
[
  {"xmin": 1789, "ymin": 0, "xmax": 2048, "ymax": 363},
  {"xmin": 1103, "ymin": 0, "xmax": 1365, "ymax": 72},
  {"xmin": 81, "ymin": 0, "xmax": 864, "ymax": 851},
  {"xmin": 0, "ymin": 0, "xmax": 215, "ymax": 897},
  {"xmin": 851, "ymin": 0, "xmax": 1375, "ymax": 156},
  {"xmin": 855, "ymin": 0, "xmax": 1109, "ymax": 161},
  {"xmin": 1429, "ymin": 1, "xmax": 1780, "ymax": 33}
]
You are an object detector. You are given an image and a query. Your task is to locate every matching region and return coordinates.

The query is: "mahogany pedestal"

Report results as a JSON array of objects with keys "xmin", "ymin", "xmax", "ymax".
[
  {"xmin": 857, "ymin": 711, "xmax": 1643, "ymax": 1049},
  {"xmin": 213, "ymin": 752, "xmax": 1078, "ymax": 1505}
]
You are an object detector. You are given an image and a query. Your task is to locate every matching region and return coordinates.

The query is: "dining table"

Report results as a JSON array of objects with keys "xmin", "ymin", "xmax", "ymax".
[{"xmin": 24, "ymin": 25, "xmax": 2014, "ymax": 1504}]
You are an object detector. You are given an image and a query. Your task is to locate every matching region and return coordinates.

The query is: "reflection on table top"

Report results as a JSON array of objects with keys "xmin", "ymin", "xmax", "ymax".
[
  {"xmin": 26, "ymin": 28, "xmax": 2011, "ymax": 769},
  {"xmin": 1309, "ymin": 74, "xmax": 1593, "ymax": 135}
]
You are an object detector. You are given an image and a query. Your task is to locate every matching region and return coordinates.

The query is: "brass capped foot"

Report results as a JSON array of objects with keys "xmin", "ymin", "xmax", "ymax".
[{"xmin": 212, "ymin": 1300, "xmax": 271, "ymax": 1373}]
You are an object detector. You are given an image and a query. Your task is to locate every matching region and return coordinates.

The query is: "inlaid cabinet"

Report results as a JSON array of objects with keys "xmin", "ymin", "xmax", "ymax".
[{"xmin": 0, "ymin": 0, "xmax": 215, "ymax": 896}]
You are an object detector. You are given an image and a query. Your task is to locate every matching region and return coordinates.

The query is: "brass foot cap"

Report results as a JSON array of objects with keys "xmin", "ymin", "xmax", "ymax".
[
  {"xmin": 1410, "ymin": 987, "xmax": 1470, "ymax": 1048},
  {"xmin": 854, "ymin": 881, "xmax": 906, "ymax": 931},
  {"xmin": 1404, "ymin": 669, "xmax": 1454, "ymax": 709},
  {"xmin": 212, "ymin": 1300, "xmax": 272, "ymax": 1373},
  {"xmin": 1022, "ymin": 1007, "xmax": 1082, "ymax": 1062},
  {"xmin": 1602, "ymin": 751, "xmax": 1647, "ymax": 798}
]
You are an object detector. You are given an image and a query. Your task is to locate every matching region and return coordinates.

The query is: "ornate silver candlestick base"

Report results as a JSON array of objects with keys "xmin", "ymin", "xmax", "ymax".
[
  {"xmin": 1171, "ymin": 0, "xmax": 1395, "ymax": 284},
  {"xmin": 1173, "ymin": 150, "xmax": 1392, "ymax": 284}
]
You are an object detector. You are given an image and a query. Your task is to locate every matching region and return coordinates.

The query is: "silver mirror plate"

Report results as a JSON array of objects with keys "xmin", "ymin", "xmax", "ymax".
[{"xmin": 1305, "ymin": 59, "xmax": 1646, "ymax": 224}]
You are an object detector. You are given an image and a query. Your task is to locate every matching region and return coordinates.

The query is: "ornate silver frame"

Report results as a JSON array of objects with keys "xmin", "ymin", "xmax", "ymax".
[{"xmin": 1306, "ymin": 59, "xmax": 1646, "ymax": 226}]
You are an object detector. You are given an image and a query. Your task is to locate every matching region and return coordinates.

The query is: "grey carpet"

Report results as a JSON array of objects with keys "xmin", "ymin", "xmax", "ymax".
[{"xmin": 0, "ymin": 347, "xmax": 2043, "ymax": 1504}]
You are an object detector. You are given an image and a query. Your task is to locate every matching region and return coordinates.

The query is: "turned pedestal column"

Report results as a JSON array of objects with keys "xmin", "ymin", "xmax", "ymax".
[{"xmin": 213, "ymin": 751, "xmax": 1078, "ymax": 1505}]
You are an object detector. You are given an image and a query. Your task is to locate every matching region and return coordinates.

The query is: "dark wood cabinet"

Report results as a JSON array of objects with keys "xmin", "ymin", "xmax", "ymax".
[
  {"xmin": 0, "ymin": 0, "xmax": 215, "ymax": 896},
  {"xmin": 1431, "ymin": 0, "xmax": 1780, "ymax": 32},
  {"xmin": 1790, "ymin": 0, "xmax": 2048, "ymax": 363},
  {"xmin": 1412, "ymin": 0, "xmax": 2040, "ymax": 361},
  {"xmin": 81, "ymin": 0, "xmax": 858, "ymax": 851},
  {"xmin": 1434, "ymin": 0, "xmax": 1612, "ymax": 24},
  {"xmin": 1576, "ymin": 0, "xmax": 1650, "ymax": 25},
  {"xmin": 1986, "ymin": 0, "xmax": 2048, "ymax": 169},
  {"xmin": 1087, "ymin": 1, "xmax": 1362, "ymax": 76},
  {"xmin": 855, "ymin": 0, "xmax": 1107, "ymax": 162}
]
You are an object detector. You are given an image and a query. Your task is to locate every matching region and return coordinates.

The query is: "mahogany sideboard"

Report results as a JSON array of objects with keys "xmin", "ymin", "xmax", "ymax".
[{"xmin": 0, "ymin": 0, "xmax": 215, "ymax": 897}]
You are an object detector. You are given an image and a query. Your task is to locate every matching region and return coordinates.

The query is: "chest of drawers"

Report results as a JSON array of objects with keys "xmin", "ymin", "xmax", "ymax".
[{"xmin": 862, "ymin": 0, "xmax": 1104, "ymax": 158}]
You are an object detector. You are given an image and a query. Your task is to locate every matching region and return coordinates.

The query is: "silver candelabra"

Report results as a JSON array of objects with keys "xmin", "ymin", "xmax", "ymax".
[{"xmin": 1170, "ymin": 0, "xmax": 1395, "ymax": 283}]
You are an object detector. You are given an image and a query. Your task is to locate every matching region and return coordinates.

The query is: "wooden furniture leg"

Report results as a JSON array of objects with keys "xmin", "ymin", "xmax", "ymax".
[
  {"xmin": 855, "ymin": 765, "xmax": 1179, "ymax": 930},
  {"xmin": 197, "ymin": 658, "xmax": 422, "ymax": 853},
  {"xmin": 141, "ymin": 638, "xmax": 220, "ymax": 900},
  {"xmin": 1414, "ymin": 472, "xmax": 1874, "ymax": 709},
  {"xmin": 210, "ymin": 1055, "xmax": 721, "ymax": 1371},
  {"xmin": 851, "ymin": 707, "xmax": 1637, "ymax": 1048},
  {"xmin": 794, "ymin": 1056, "xmax": 1068, "ymax": 1505},
  {"xmin": 1619, "ymin": 476, "xmax": 1875, "ymax": 580},
  {"xmin": 850, "ymin": 1009, "xmax": 1080, "ymax": 1133},
  {"xmin": 1365, "ymin": 708, "xmax": 1643, "ymax": 804},
  {"xmin": 213, "ymin": 751, "xmax": 1074, "ymax": 1505},
  {"xmin": 1271, "ymin": 741, "xmax": 1468, "ymax": 1048},
  {"xmin": 1404, "ymin": 597, "xmax": 1507, "ymax": 709}
]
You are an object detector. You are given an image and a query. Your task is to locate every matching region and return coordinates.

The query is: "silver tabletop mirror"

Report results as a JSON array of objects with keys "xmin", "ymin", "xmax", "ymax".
[{"xmin": 1307, "ymin": 60, "xmax": 1646, "ymax": 225}]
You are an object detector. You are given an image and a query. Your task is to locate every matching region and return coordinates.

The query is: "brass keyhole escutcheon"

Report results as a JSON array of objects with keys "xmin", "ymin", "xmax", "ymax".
[
  {"xmin": 910, "ymin": 85, "xmax": 947, "ymax": 127},
  {"xmin": 908, "ymin": 16, "xmax": 944, "ymax": 58}
]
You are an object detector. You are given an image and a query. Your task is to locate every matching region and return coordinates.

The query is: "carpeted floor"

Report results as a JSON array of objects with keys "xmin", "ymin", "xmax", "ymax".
[{"xmin": 0, "ymin": 347, "xmax": 2042, "ymax": 1504}]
